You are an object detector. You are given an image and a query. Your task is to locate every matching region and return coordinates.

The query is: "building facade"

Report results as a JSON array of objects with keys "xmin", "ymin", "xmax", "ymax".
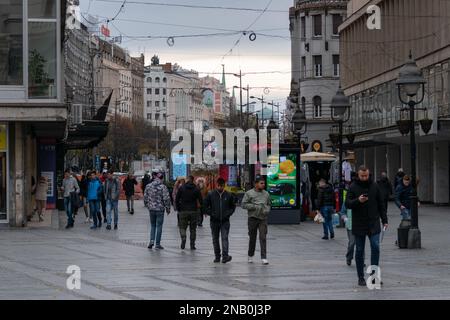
[
  {"xmin": 131, "ymin": 55, "xmax": 145, "ymax": 120},
  {"xmin": 0, "ymin": 0, "xmax": 68, "ymax": 226},
  {"xmin": 340, "ymin": 0, "xmax": 450, "ymax": 204},
  {"xmin": 289, "ymin": 0, "xmax": 348, "ymax": 151}
]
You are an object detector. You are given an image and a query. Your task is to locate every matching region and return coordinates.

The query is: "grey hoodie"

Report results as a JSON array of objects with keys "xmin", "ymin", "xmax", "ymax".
[{"xmin": 241, "ymin": 188, "xmax": 271, "ymax": 220}]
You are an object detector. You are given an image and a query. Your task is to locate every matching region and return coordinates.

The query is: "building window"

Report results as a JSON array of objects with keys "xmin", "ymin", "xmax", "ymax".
[
  {"xmin": 302, "ymin": 57, "xmax": 307, "ymax": 78},
  {"xmin": 0, "ymin": 0, "xmax": 23, "ymax": 85},
  {"xmin": 155, "ymin": 113, "xmax": 160, "ymax": 121},
  {"xmin": 163, "ymin": 88, "xmax": 166, "ymax": 95},
  {"xmin": 313, "ymin": 55, "xmax": 322, "ymax": 77},
  {"xmin": 332, "ymin": 14, "xmax": 343, "ymax": 35},
  {"xmin": 301, "ymin": 97, "xmax": 306, "ymax": 112},
  {"xmin": 155, "ymin": 77, "xmax": 160, "ymax": 83},
  {"xmin": 147, "ymin": 101, "xmax": 152, "ymax": 107},
  {"xmin": 147, "ymin": 77, "xmax": 152, "ymax": 82},
  {"xmin": 313, "ymin": 15, "xmax": 322, "ymax": 37},
  {"xmin": 147, "ymin": 113, "xmax": 152, "ymax": 120},
  {"xmin": 147, "ymin": 88, "xmax": 152, "ymax": 94},
  {"xmin": 163, "ymin": 77, "xmax": 167, "ymax": 83},
  {"xmin": 313, "ymin": 96, "xmax": 322, "ymax": 118},
  {"xmin": 155, "ymin": 88, "xmax": 160, "ymax": 95},
  {"xmin": 155, "ymin": 101, "xmax": 160, "ymax": 107},
  {"xmin": 301, "ymin": 16, "xmax": 306, "ymax": 38},
  {"xmin": 28, "ymin": 0, "xmax": 58, "ymax": 99},
  {"xmin": 333, "ymin": 55, "xmax": 340, "ymax": 76}
]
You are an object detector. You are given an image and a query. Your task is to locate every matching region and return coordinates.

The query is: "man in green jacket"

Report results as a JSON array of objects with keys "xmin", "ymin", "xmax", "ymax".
[{"xmin": 241, "ymin": 176, "xmax": 271, "ymax": 265}]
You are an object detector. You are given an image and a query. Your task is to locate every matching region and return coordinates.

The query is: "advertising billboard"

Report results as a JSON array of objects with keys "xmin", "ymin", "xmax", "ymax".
[{"xmin": 266, "ymin": 153, "xmax": 298, "ymax": 209}]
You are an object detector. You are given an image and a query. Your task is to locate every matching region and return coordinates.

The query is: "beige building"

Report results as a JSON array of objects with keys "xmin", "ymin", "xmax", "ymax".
[
  {"xmin": 131, "ymin": 55, "xmax": 145, "ymax": 120},
  {"xmin": 339, "ymin": 0, "xmax": 450, "ymax": 204}
]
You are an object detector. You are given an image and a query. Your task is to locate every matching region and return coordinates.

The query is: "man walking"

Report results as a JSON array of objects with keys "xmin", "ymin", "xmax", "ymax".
[
  {"xmin": 346, "ymin": 166, "xmax": 388, "ymax": 286},
  {"xmin": 377, "ymin": 171, "xmax": 393, "ymax": 211},
  {"xmin": 176, "ymin": 175, "xmax": 203, "ymax": 250},
  {"xmin": 99, "ymin": 170, "xmax": 108, "ymax": 223},
  {"xmin": 394, "ymin": 175, "xmax": 417, "ymax": 221},
  {"xmin": 87, "ymin": 171, "xmax": 103, "ymax": 229},
  {"xmin": 317, "ymin": 178, "xmax": 335, "ymax": 240},
  {"xmin": 204, "ymin": 178, "xmax": 236, "ymax": 263},
  {"xmin": 61, "ymin": 169, "xmax": 79, "ymax": 229},
  {"xmin": 123, "ymin": 172, "xmax": 138, "ymax": 214},
  {"xmin": 144, "ymin": 172, "xmax": 171, "ymax": 250},
  {"xmin": 241, "ymin": 176, "xmax": 271, "ymax": 265},
  {"xmin": 104, "ymin": 170, "xmax": 121, "ymax": 230}
]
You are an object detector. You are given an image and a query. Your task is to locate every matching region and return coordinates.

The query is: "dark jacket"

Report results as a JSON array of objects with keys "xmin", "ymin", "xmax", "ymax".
[
  {"xmin": 204, "ymin": 189, "xmax": 236, "ymax": 222},
  {"xmin": 79, "ymin": 177, "xmax": 88, "ymax": 197},
  {"xmin": 141, "ymin": 174, "xmax": 151, "ymax": 192},
  {"xmin": 394, "ymin": 172, "xmax": 405, "ymax": 189},
  {"xmin": 123, "ymin": 177, "xmax": 137, "ymax": 196},
  {"xmin": 394, "ymin": 182, "xmax": 413, "ymax": 209},
  {"xmin": 176, "ymin": 182, "xmax": 203, "ymax": 212},
  {"xmin": 317, "ymin": 184, "xmax": 335, "ymax": 208},
  {"xmin": 345, "ymin": 179, "xmax": 388, "ymax": 236},
  {"xmin": 377, "ymin": 177, "xmax": 393, "ymax": 202}
]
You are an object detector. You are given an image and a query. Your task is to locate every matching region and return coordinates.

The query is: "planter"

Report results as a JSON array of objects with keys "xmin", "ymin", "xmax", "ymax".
[{"xmin": 396, "ymin": 120, "xmax": 410, "ymax": 135}]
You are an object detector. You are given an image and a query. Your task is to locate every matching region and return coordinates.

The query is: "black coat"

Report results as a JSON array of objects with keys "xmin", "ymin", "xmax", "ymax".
[
  {"xmin": 345, "ymin": 179, "xmax": 388, "ymax": 236},
  {"xmin": 317, "ymin": 184, "xmax": 335, "ymax": 208},
  {"xmin": 204, "ymin": 190, "xmax": 236, "ymax": 223},
  {"xmin": 123, "ymin": 177, "xmax": 137, "ymax": 196},
  {"xmin": 376, "ymin": 177, "xmax": 393, "ymax": 202},
  {"xmin": 176, "ymin": 182, "xmax": 203, "ymax": 212}
]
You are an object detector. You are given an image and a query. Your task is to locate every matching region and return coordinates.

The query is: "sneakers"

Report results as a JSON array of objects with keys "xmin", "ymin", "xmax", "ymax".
[
  {"xmin": 106, "ymin": 225, "xmax": 111, "ymax": 230},
  {"xmin": 358, "ymin": 278, "xmax": 366, "ymax": 286},
  {"xmin": 90, "ymin": 225, "xmax": 97, "ymax": 229},
  {"xmin": 222, "ymin": 256, "xmax": 232, "ymax": 264},
  {"xmin": 114, "ymin": 224, "xmax": 118, "ymax": 230},
  {"xmin": 155, "ymin": 245, "xmax": 164, "ymax": 250},
  {"xmin": 129, "ymin": 209, "xmax": 134, "ymax": 215},
  {"xmin": 262, "ymin": 259, "xmax": 269, "ymax": 265},
  {"xmin": 190, "ymin": 244, "xmax": 197, "ymax": 250},
  {"xmin": 248, "ymin": 256, "xmax": 253, "ymax": 263},
  {"xmin": 84, "ymin": 217, "xmax": 90, "ymax": 223},
  {"xmin": 330, "ymin": 233, "xmax": 335, "ymax": 239},
  {"xmin": 214, "ymin": 257, "xmax": 221, "ymax": 263},
  {"xmin": 148, "ymin": 243, "xmax": 154, "ymax": 249},
  {"xmin": 181, "ymin": 239, "xmax": 186, "ymax": 250},
  {"xmin": 38, "ymin": 214, "xmax": 44, "ymax": 222},
  {"xmin": 322, "ymin": 236, "xmax": 329, "ymax": 240}
]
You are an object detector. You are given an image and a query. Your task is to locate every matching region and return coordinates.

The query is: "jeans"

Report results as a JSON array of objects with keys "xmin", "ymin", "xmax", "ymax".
[
  {"xmin": 320, "ymin": 206, "xmax": 335, "ymax": 237},
  {"xmin": 126, "ymin": 196, "xmax": 134, "ymax": 211},
  {"xmin": 100, "ymin": 197, "xmax": 106, "ymax": 219},
  {"xmin": 355, "ymin": 233, "xmax": 380, "ymax": 279},
  {"xmin": 149, "ymin": 210, "xmax": 165, "ymax": 245},
  {"xmin": 179, "ymin": 211, "xmax": 198, "ymax": 244},
  {"xmin": 211, "ymin": 220, "xmax": 231, "ymax": 258},
  {"xmin": 248, "ymin": 217, "xmax": 268, "ymax": 259},
  {"xmin": 89, "ymin": 200, "xmax": 101, "ymax": 227},
  {"xmin": 346, "ymin": 229, "xmax": 356, "ymax": 261},
  {"xmin": 106, "ymin": 199, "xmax": 119, "ymax": 226},
  {"xmin": 64, "ymin": 197, "xmax": 73, "ymax": 226},
  {"xmin": 401, "ymin": 208, "xmax": 411, "ymax": 220}
]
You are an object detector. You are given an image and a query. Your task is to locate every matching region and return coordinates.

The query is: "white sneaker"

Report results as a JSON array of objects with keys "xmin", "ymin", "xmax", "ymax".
[
  {"xmin": 262, "ymin": 259, "xmax": 269, "ymax": 265},
  {"xmin": 248, "ymin": 256, "xmax": 253, "ymax": 263},
  {"xmin": 84, "ymin": 217, "xmax": 90, "ymax": 223}
]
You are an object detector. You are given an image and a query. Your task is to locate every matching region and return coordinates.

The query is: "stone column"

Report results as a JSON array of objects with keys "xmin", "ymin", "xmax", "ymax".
[
  {"xmin": 433, "ymin": 141, "xmax": 449, "ymax": 204},
  {"xmin": 417, "ymin": 142, "xmax": 434, "ymax": 202},
  {"xmin": 387, "ymin": 145, "xmax": 401, "ymax": 183},
  {"xmin": 12, "ymin": 123, "xmax": 26, "ymax": 227}
]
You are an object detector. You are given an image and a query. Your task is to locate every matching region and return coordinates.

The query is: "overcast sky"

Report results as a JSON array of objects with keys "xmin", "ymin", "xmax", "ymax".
[{"xmin": 79, "ymin": 0, "xmax": 293, "ymax": 111}]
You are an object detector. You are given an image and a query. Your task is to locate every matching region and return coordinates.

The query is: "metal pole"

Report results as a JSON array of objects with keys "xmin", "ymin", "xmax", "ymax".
[
  {"xmin": 409, "ymin": 100, "xmax": 418, "ymax": 229},
  {"xmin": 246, "ymin": 84, "xmax": 250, "ymax": 130},
  {"xmin": 339, "ymin": 120, "xmax": 343, "ymax": 209},
  {"xmin": 239, "ymin": 70, "xmax": 243, "ymax": 127}
]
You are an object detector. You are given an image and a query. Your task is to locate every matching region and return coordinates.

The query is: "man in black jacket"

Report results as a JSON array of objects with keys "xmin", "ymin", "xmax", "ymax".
[
  {"xmin": 317, "ymin": 179, "xmax": 335, "ymax": 240},
  {"xmin": 377, "ymin": 171, "xmax": 393, "ymax": 211},
  {"xmin": 176, "ymin": 175, "xmax": 203, "ymax": 250},
  {"xmin": 204, "ymin": 178, "xmax": 236, "ymax": 263},
  {"xmin": 346, "ymin": 166, "xmax": 388, "ymax": 287}
]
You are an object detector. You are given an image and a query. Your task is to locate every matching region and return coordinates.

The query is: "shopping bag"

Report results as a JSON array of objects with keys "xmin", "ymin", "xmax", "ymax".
[{"xmin": 314, "ymin": 211, "xmax": 324, "ymax": 224}]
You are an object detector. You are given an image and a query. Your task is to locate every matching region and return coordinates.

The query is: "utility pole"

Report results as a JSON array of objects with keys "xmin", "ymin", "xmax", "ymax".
[
  {"xmin": 239, "ymin": 70, "xmax": 243, "ymax": 128},
  {"xmin": 114, "ymin": 97, "xmax": 118, "ymax": 170},
  {"xmin": 246, "ymin": 84, "xmax": 250, "ymax": 130}
]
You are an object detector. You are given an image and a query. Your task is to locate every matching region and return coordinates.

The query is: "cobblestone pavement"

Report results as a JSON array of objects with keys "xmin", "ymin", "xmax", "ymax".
[{"xmin": 1, "ymin": 201, "xmax": 449, "ymax": 300}]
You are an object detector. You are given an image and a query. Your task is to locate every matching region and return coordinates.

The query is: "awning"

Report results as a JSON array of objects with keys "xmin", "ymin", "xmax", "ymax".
[{"xmin": 300, "ymin": 152, "xmax": 337, "ymax": 162}]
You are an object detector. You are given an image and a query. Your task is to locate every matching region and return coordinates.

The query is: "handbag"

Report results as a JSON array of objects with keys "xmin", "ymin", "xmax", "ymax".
[
  {"xmin": 70, "ymin": 188, "xmax": 81, "ymax": 209},
  {"xmin": 314, "ymin": 211, "xmax": 324, "ymax": 224}
]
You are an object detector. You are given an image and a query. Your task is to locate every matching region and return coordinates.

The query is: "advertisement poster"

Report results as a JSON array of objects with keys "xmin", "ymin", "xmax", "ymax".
[
  {"xmin": 227, "ymin": 165, "xmax": 238, "ymax": 187},
  {"xmin": 37, "ymin": 140, "xmax": 56, "ymax": 209},
  {"xmin": 172, "ymin": 153, "xmax": 187, "ymax": 180},
  {"xmin": 41, "ymin": 172, "xmax": 54, "ymax": 197},
  {"xmin": 266, "ymin": 153, "xmax": 297, "ymax": 209}
]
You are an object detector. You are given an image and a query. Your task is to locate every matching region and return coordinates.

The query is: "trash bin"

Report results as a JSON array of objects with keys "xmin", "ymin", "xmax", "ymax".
[{"xmin": 397, "ymin": 219, "xmax": 411, "ymax": 249}]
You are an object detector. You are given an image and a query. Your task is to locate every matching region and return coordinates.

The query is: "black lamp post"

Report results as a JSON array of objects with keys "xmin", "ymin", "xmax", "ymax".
[
  {"xmin": 395, "ymin": 53, "xmax": 429, "ymax": 249},
  {"xmin": 291, "ymin": 107, "xmax": 307, "ymax": 220},
  {"xmin": 330, "ymin": 87, "xmax": 351, "ymax": 211}
]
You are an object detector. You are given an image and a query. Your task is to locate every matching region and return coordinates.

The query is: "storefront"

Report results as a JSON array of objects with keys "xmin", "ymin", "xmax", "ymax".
[{"xmin": 0, "ymin": 124, "xmax": 8, "ymax": 223}]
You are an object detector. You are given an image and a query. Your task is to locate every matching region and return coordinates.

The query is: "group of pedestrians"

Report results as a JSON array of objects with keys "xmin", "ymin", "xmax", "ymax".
[
  {"xmin": 143, "ymin": 174, "xmax": 271, "ymax": 265},
  {"xmin": 61, "ymin": 169, "xmax": 140, "ymax": 230}
]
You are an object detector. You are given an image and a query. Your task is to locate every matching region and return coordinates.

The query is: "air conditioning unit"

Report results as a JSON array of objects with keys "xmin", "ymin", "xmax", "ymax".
[{"xmin": 70, "ymin": 104, "xmax": 83, "ymax": 125}]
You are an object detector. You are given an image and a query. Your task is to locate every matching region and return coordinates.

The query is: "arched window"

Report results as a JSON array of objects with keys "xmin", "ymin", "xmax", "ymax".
[
  {"xmin": 163, "ymin": 77, "xmax": 167, "ymax": 83},
  {"xmin": 155, "ymin": 77, "xmax": 160, "ymax": 83},
  {"xmin": 301, "ymin": 97, "xmax": 306, "ymax": 113},
  {"xmin": 147, "ymin": 77, "xmax": 152, "ymax": 83},
  {"xmin": 313, "ymin": 96, "xmax": 322, "ymax": 118}
]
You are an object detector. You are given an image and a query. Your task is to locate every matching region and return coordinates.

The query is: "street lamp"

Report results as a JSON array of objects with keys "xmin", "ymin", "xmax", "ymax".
[
  {"xmin": 330, "ymin": 87, "xmax": 351, "ymax": 211},
  {"xmin": 291, "ymin": 106, "xmax": 307, "ymax": 220},
  {"xmin": 395, "ymin": 53, "xmax": 429, "ymax": 249}
]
